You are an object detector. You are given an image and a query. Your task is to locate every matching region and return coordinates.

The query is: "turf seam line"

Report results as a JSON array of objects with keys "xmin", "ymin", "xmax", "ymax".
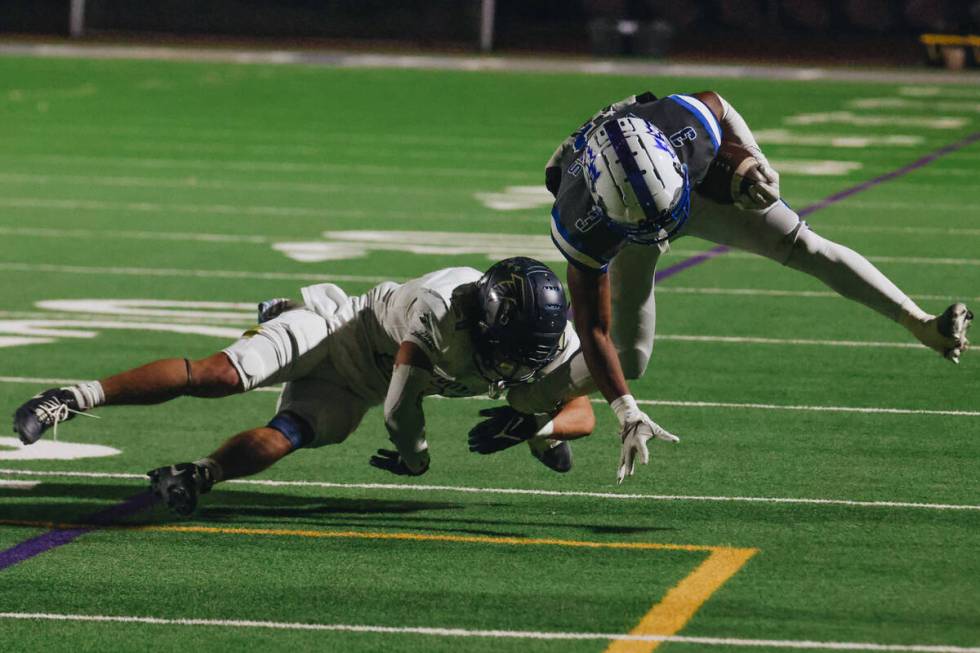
[
  {"xmin": 2, "ymin": 377, "xmax": 977, "ymax": 417},
  {"xmin": 0, "ymin": 612, "xmax": 976, "ymax": 651},
  {"xmin": 655, "ymin": 131, "xmax": 980, "ymax": 282},
  {"xmin": 1, "ymin": 469, "xmax": 977, "ymax": 511}
]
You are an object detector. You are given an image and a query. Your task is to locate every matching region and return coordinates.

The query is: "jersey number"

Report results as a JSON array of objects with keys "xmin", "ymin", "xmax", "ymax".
[{"xmin": 669, "ymin": 126, "xmax": 697, "ymax": 148}]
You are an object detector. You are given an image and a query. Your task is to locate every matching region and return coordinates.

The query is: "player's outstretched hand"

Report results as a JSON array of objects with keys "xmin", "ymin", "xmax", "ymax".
[
  {"xmin": 468, "ymin": 406, "xmax": 538, "ymax": 454},
  {"xmin": 616, "ymin": 413, "xmax": 679, "ymax": 484},
  {"xmin": 369, "ymin": 449, "xmax": 430, "ymax": 476}
]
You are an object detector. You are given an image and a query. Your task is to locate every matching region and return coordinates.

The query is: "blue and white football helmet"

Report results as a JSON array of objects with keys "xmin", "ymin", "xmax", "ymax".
[{"xmin": 584, "ymin": 116, "xmax": 691, "ymax": 244}]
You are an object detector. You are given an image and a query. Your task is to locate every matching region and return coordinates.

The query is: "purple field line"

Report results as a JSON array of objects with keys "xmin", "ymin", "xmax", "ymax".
[
  {"xmin": 655, "ymin": 131, "xmax": 980, "ymax": 283},
  {"xmin": 0, "ymin": 491, "xmax": 157, "ymax": 571}
]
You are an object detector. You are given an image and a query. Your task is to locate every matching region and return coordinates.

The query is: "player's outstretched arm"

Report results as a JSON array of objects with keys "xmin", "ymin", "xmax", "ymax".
[
  {"xmin": 566, "ymin": 265, "xmax": 679, "ymax": 483},
  {"xmin": 566, "ymin": 264, "xmax": 630, "ymax": 403},
  {"xmin": 468, "ymin": 395, "xmax": 595, "ymax": 455},
  {"xmin": 372, "ymin": 340, "xmax": 433, "ymax": 476}
]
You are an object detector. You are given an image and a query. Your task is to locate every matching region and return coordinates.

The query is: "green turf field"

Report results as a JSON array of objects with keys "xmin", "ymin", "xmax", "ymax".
[{"xmin": 0, "ymin": 53, "xmax": 978, "ymax": 652}]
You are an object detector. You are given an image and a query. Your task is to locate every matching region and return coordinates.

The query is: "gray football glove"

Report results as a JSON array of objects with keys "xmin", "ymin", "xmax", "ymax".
[
  {"xmin": 735, "ymin": 146, "xmax": 780, "ymax": 210},
  {"xmin": 617, "ymin": 413, "xmax": 680, "ymax": 484}
]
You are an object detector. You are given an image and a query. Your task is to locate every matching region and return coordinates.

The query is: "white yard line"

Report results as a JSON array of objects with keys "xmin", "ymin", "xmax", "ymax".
[
  {"xmin": 754, "ymin": 129, "xmax": 923, "ymax": 148},
  {"xmin": 1, "ymin": 248, "xmax": 974, "ymax": 288},
  {"xmin": 655, "ymin": 287, "xmax": 974, "ymax": 303},
  {"xmin": 655, "ymin": 335, "xmax": 919, "ymax": 349},
  {"xmin": 4, "ymin": 122, "xmax": 555, "ymax": 151},
  {"xmin": 676, "ymin": 249, "xmax": 980, "ymax": 267},
  {"xmin": 899, "ymin": 86, "xmax": 980, "ymax": 98},
  {"xmin": 0, "ymin": 612, "xmax": 976, "ymax": 652},
  {"xmin": 0, "ymin": 467, "xmax": 977, "ymax": 512},
  {"xmin": 4, "ymin": 222, "xmax": 980, "ymax": 245},
  {"xmin": 0, "ymin": 226, "xmax": 275, "ymax": 244},
  {"xmin": 1, "ymin": 195, "xmax": 976, "ymax": 222},
  {"xmin": 851, "ymin": 98, "xmax": 980, "ymax": 113},
  {"xmin": 0, "ymin": 196, "xmax": 526, "ymax": 223},
  {"xmin": 0, "ymin": 172, "xmax": 459, "ymax": 197},
  {"xmin": 784, "ymin": 111, "xmax": 969, "ymax": 129},
  {"xmin": 0, "ymin": 263, "xmax": 396, "ymax": 284},
  {"xmin": 0, "ymin": 155, "xmax": 532, "ymax": 181},
  {"xmin": 0, "ymin": 480, "xmax": 40, "ymax": 490}
]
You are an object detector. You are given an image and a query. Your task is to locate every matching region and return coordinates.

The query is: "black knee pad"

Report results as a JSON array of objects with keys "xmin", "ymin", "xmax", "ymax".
[{"xmin": 267, "ymin": 411, "xmax": 315, "ymax": 450}]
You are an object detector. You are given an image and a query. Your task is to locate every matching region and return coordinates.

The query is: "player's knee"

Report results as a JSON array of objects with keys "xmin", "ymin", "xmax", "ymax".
[
  {"xmin": 188, "ymin": 353, "xmax": 243, "ymax": 396},
  {"xmin": 785, "ymin": 227, "xmax": 832, "ymax": 268},
  {"xmin": 267, "ymin": 411, "xmax": 316, "ymax": 451},
  {"xmin": 619, "ymin": 347, "xmax": 651, "ymax": 381}
]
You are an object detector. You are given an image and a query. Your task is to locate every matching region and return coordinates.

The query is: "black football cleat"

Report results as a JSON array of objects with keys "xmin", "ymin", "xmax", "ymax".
[
  {"xmin": 13, "ymin": 388, "xmax": 82, "ymax": 445},
  {"xmin": 147, "ymin": 463, "xmax": 215, "ymax": 516},
  {"xmin": 528, "ymin": 438, "xmax": 573, "ymax": 473}
]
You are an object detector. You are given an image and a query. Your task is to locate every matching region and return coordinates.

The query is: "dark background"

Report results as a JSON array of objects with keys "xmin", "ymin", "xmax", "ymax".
[{"xmin": 1, "ymin": 0, "xmax": 979, "ymax": 65}]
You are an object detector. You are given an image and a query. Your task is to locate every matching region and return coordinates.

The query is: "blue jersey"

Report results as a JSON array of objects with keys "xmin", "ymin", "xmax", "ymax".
[{"xmin": 547, "ymin": 93, "xmax": 722, "ymax": 272}]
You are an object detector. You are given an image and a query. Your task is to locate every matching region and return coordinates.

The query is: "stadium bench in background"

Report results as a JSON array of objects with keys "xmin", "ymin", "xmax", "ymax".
[{"xmin": 920, "ymin": 33, "xmax": 980, "ymax": 69}]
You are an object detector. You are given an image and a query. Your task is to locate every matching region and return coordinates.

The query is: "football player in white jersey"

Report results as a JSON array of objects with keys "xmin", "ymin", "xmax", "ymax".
[
  {"xmin": 530, "ymin": 90, "xmax": 972, "ymax": 483},
  {"xmin": 12, "ymin": 258, "xmax": 594, "ymax": 515}
]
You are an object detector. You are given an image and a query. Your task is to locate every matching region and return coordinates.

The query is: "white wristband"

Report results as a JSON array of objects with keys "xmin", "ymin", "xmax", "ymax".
[{"xmin": 610, "ymin": 394, "xmax": 640, "ymax": 426}]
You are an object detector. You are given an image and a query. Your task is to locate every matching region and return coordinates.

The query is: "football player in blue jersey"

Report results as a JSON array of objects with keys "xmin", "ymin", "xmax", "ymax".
[{"xmin": 511, "ymin": 91, "xmax": 972, "ymax": 484}]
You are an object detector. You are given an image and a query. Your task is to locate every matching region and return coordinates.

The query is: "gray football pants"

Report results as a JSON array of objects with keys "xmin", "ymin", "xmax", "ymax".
[{"xmin": 507, "ymin": 198, "xmax": 917, "ymax": 414}]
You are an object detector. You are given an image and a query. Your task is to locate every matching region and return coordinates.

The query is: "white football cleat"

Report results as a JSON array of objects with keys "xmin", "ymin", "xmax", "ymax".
[{"xmin": 915, "ymin": 303, "xmax": 973, "ymax": 364}]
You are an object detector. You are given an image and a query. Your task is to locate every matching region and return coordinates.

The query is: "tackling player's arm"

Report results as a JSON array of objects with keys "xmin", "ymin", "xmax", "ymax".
[
  {"xmin": 468, "ymin": 394, "xmax": 594, "ymax": 455},
  {"xmin": 549, "ymin": 395, "xmax": 594, "ymax": 438},
  {"xmin": 370, "ymin": 340, "xmax": 433, "ymax": 476},
  {"xmin": 693, "ymin": 90, "xmax": 780, "ymax": 208},
  {"xmin": 567, "ymin": 254, "xmax": 679, "ymax": 484}
]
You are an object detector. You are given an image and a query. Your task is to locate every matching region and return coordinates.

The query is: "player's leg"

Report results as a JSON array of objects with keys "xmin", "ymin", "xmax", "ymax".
[
  {"xmin": 687, "ymin": 198, "xmax": 972, "ymax": 361},
  {"xmin": 147, "ymin": 425, "xmax": 293, "ymax": 516},
  {"xmin": 149, "ymin": 373, "xmax": 370, "ymax": 515},
  {"xmin": 11, "ymin": 353, "xmax": 244, "ymax": 446},
  {"xmin": 608, "ymin": 241, "xmax": 665, "ymax": 379},
  {"xmin": 13, "ymin": 307, "xmax": 334, "ymax": 445}
]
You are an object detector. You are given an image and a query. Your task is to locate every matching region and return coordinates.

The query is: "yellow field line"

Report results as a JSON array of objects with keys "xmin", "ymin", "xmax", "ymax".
[
  {"xmin": 0, "ymin": 519, "xmax": 718, "ymax": 552},
  {"xmin": 605, "ymin": 546, "xmax": 759, "ymax": 653},
  {"xmin": 1, "ymin": 518, "xmax": 757, "ymax": 653}
]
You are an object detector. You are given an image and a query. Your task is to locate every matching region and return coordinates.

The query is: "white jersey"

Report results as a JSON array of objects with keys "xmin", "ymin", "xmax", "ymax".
[{"xmin": 300, "ymin": 267, "xmax": 578, "ymax": 403}]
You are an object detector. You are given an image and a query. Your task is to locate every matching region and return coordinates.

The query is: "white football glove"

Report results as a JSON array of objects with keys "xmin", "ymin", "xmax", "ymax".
[
  {"xmin": 735, "ymin": 147, "xmax": 780, "ymax": 210},
  {"xmin": 616, "ymin": 412, "xmax": 680, "ymax": 484}
]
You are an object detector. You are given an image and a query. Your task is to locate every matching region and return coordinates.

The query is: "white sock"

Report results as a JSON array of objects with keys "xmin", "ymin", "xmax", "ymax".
[
  {"xmin": 194, "ymin": 457, "xmax": 224, "ymax": 484},
  {"xmin": 67, "ymin": 381, "xmax": 105, "ymax": 410}
]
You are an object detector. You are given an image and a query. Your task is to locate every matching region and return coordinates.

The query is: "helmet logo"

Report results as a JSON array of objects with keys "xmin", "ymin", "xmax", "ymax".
[{"xmin": 491, "ymin": 272, "xmax": 527, "ymax": 327}]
